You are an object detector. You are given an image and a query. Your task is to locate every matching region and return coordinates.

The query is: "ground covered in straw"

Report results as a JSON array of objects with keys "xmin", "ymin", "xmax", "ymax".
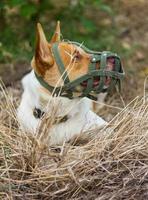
[{"xmin": 0, "ymin": 81, "xmax": 148, "ymax": 199}]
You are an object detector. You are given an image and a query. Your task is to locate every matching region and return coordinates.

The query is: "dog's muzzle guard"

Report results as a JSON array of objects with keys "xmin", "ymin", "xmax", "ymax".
[{"xmin": 35, "ymin": 41, "xmax": 125, "ymax": 100}]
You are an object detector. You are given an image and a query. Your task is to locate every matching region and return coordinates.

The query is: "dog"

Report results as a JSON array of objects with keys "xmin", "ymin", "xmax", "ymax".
[{"xmin": 17, "ymin": 22, "xmax": 124, "ymax": 145}]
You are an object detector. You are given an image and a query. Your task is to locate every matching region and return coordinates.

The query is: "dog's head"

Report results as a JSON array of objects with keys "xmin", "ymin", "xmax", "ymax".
[
  {"xmin": 31, "ymin": 22, "xmax": 124, "ymax": 99},
  {"xmin": 32, "ymin": 22, "xmax": 99, "ymax": 87}
]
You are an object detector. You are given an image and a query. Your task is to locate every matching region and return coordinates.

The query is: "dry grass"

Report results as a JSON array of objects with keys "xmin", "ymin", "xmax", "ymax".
[{"xmin": 0, "ymin": 82, "xmax": 148, "ymax": 200}]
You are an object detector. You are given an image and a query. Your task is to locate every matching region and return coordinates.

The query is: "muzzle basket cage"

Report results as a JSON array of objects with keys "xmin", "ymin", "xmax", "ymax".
[{"xmin": 35, "ymin": 41, "xmax": 125, "ymax": 100}]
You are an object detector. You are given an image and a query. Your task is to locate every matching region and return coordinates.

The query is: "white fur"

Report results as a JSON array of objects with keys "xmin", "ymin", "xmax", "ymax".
[{"xmin": 17, "ymin": 71, "xmax": 107, "ymax": 145}]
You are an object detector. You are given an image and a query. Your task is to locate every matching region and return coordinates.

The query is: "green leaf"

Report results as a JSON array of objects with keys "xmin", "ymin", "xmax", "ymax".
[
  {"xmin": 8, "ymin": 0, "xmax": 24, "ymax": 7},
  {"xmin": 81, "ymin": 18, "xmax": 96, "ymax": 33},
  {"xmin": 92, "ymin": 0, "xmax": 104, "ymax": 6},
  {"xmin": 0, "ymin": 2, "xmax": 5, "ymax": 9},
  {"xmin": 100, "ymin": 5, "xmax": 113, "ymax": 15},
  {"xmin": 20, "ymin": 3, "xmax": 37, "ymax": 19}
]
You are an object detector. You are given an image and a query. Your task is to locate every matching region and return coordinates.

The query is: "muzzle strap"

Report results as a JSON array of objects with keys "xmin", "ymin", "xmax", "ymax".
[
  {"xmin": 52, "ymin": 43, "xmax": 70, "ymax": 84},
  {"xmin": 96, "ymin": 52, "xmax": 108, "ymax": 93},
  {"xmin": 82, "ymin": 59, "xmax": 96, "ymax": 95}
]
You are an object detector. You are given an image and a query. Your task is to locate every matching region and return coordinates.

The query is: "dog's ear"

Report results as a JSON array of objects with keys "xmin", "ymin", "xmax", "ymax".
[
  {"xmin": 32, "ymin": 23, "xmax": 54, "ymax": 75},
  {"xmin": 50, "ymin": 21, "xmax": 61, "ymax": 43}
]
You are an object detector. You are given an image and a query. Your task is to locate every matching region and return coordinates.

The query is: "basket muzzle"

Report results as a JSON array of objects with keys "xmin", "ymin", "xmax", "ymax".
[{"xmin": 35, "ymin": 41, "xmax": 125, "ymax": 100}]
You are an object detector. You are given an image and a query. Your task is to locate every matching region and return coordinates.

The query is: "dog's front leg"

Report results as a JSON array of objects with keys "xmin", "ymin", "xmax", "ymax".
[
  {"xmin": 17, "ymin": 90, "xmax": 40, "ymax": 133},
  {"xmin": 83, "ymin": 110, "xmax": 108, "ymax": 131}
]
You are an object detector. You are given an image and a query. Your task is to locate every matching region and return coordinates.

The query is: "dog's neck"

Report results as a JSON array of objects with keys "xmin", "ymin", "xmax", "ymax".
[{"xmin": 22, "ymin": 70, "xmax": 92, "ymax": 119}]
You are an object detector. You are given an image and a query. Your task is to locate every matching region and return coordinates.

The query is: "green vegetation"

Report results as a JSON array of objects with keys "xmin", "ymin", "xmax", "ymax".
[{"xmin": 0, "ymin": 0, "xmax": 126, "ymax": 63}]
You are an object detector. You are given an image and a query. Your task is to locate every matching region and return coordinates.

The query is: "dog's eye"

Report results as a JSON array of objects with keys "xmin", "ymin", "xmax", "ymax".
[
  {"xmin": 74, "ymin": 54, "xmax": 81, "ymax": 59},
  {"xmin": 73, "ymin": 51, "xmax": 82, "ymax": 61}
]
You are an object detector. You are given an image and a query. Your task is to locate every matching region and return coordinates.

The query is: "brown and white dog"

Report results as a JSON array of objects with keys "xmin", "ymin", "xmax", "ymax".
[{"xmin": 17, "ymin": 22, "xmax": 109, "ymax": 145}]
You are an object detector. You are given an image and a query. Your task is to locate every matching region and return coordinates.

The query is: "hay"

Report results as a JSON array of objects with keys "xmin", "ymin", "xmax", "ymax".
[{"xmin": 0, "ymin": 83, "xmax": 148, "ymax": 200}]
